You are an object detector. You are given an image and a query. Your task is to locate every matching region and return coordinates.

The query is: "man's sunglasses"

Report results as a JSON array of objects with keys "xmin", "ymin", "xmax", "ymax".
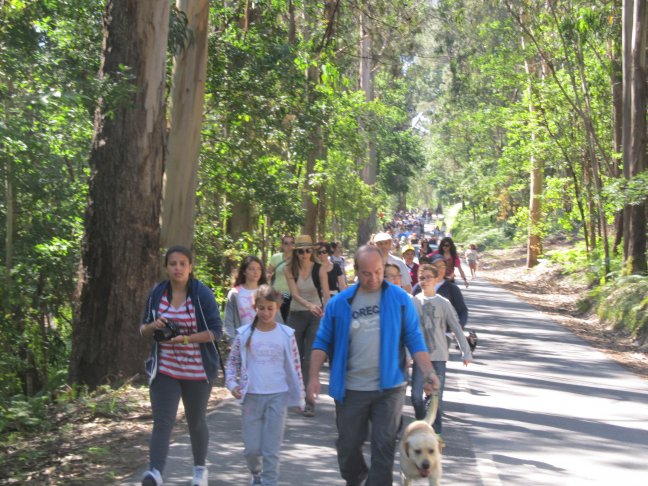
[{"xmin": 297, "ymin": 249, "xmax": 312, "ymax": 255}]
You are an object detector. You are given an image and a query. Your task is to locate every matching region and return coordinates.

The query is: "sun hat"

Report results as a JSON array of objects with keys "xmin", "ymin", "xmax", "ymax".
[
  {"xmin": 372, "ymin": 232, "xmax": 392, "ymax": 243},
  {"xmin": 401, "ymin": 245, "xmax": 415, "ymax": 255},
  {"xmin": 294, "ymin": 235, "xmax": 315, "ymax": 249}
]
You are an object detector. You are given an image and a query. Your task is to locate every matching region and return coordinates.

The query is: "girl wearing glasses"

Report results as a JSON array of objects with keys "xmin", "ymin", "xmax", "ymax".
[
  {"xmin": 284, "ymin": 235, "xmax": 330, "ymax": 416},
  {"xmin": 430, "ymin": 236, "xmax": 469, "ymax": 288}
]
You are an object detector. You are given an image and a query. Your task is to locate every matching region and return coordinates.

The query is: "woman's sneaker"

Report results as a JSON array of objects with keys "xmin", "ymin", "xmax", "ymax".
[
  {"xmin": 142, "ymin": 468, "xmax": 163, "ymax": 486},
  {"xmin": 192, "ymin": 466, "xmax": 208, "ymax": 486}
]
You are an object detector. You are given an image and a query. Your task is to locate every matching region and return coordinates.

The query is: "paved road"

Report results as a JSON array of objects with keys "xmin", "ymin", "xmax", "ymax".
[{"xmin": 124, "ymin": 279, "xmax": 648, "ymax": 485}]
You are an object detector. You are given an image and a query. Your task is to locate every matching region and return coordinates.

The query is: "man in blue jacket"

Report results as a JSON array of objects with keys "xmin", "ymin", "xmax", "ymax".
[{"xmin": 306, "ymin": 245, "xmax": 439, "ymax": 486}]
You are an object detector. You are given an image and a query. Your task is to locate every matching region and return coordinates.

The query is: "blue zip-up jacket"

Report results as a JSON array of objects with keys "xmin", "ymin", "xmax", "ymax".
[
  {"xmin": 312, "ymin": 281, "xmax": 428, "ymax": 403},
  {"xmin": 141, "ymin": 279, "xmax": 223, "ymax": 383}
]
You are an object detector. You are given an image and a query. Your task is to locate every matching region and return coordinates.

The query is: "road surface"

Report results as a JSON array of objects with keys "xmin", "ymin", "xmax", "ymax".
[{"xmin": 124, "ymin": 279, "xmax": 648, "ymax": 485}]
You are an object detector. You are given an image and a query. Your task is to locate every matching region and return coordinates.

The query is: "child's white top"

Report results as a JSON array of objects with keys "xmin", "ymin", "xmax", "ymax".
[{"xmin": 247, "ymin": 326, "xmax": 289, "ymax": 394}]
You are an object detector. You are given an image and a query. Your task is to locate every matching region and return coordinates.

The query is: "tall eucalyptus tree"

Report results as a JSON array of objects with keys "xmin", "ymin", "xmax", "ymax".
[{"xmin": 70, "ymin": 0, "xmax": 170, "ymax": 386}]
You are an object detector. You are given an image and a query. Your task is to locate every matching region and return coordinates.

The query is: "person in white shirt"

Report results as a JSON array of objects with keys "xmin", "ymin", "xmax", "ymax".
[
  {"xmin": 372, "ymin": 232, "xmax": 413, "ymax": 293},
  {"xmin": 226, "ymin": 285, "xmax": 305, "ymax": 486}
]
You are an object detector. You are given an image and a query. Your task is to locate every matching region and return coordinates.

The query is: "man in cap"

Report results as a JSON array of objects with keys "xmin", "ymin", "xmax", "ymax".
[
  {"xmin": 372, "ymin": 232, "xmax": 413, "ymax": 294},
  {"xmin": 401, "ymin": 244, "xmax": 419, "ymax": 286}
]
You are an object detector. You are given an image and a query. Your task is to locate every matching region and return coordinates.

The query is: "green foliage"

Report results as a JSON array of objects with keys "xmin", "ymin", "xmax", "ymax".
[
  {"xmin": 413, "ymin": 0, "xmax": 620, "ymax": 255},
  {"xmin": 450, "ymin": 206, "xmax": 518, "ymax": 250},
  {"xmin": 597, "ymin": 275, "xmax": 648, "ymax": 345},
  {"xmin": 547, "ymin": 241, "xmax": 623, "ymax": 286},
  {"xmin": 0, "ymin": 0, "xmax": 103, "ymax": 402}
]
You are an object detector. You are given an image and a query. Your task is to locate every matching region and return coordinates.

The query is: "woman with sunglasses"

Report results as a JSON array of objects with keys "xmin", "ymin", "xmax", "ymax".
[
  {"xmin": 316, "ymin": 242, "xmax": 347, "ymax": 297},
  {"xmin": 430, "ymin": 236, "xmax": 469, "ymax": 288},
  {"xmin": 284, "ymin": 235, "xmax": 330, "ymax": 416}
]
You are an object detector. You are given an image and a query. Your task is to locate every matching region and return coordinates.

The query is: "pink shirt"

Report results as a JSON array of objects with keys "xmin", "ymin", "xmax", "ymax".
[{"xmin": 157, "ymin": 294, "xmax": 206, "ymax": 381}]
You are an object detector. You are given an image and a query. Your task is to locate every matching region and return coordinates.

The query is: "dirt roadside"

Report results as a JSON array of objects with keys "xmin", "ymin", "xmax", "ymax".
[{"xmin": 2, "ymin": 245, "xmax": 647, "ymax": 484}]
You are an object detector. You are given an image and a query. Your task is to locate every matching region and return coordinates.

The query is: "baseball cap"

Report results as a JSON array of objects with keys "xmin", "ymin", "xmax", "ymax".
[
  {"xmin": 373, "ymin": 232, "xmax": 392, "ymax": 243},
  {"xmin": 401, "ymin": 245, "xmax": 415, "ymax": 255}
]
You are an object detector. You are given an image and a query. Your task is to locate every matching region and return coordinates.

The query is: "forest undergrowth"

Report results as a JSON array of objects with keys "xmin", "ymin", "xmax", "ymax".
[{"xmin": 1, "ymin": 243, "xmax": 647, "ymax": 485}]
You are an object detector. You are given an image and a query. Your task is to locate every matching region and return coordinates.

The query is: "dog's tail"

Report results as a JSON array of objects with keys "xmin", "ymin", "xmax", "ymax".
[{"xmin": 424, "ymin": 391, "xmax": 439, "ymax": 426}]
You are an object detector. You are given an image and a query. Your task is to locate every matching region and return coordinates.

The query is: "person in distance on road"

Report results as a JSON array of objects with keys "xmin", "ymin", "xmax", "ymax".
[
  {"xmin": 430, "ymin": 236, "xmax": 469, "ymax": 288},
  {"xmin": 372, "ymin": 232, "xmax": 413, "ymax": 293}
]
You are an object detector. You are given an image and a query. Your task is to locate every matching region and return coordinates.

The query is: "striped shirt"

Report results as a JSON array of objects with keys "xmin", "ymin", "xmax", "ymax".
[{"xmin": 157, "ymin": 294, "xmax": 206, "ymax": 381}]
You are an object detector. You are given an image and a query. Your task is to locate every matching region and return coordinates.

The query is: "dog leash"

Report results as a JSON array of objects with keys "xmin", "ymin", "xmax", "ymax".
[{"xmin": 424, "ymin": 391, "xmax": 440, "ymax": 425}]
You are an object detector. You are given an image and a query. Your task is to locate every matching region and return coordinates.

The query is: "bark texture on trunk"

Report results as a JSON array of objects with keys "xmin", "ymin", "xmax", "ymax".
[
  {"xmin": 625, "ymin": 0, "xmax": 648, "ymax": 274},
  {"xmin": 70, "ymin": 0, "xmax": 170, "ymax": 387},
  {"xmin": 161, "ymin": 0, "xmax": 209, "ymax": 253},
  {"xmin": 356, "ymin": 9, "xmax": 377, "ymax": 246}
]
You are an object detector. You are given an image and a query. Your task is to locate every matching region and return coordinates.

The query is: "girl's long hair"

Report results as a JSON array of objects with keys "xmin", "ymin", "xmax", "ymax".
[
  {"xmin": 234, "ymin": 255, "xmax": 267, "ymax": 287},
  {"xmin": 439, "ymin": 236, "xmax": 458, "ymax": 260},
  {"xmin": 245, "ymin": 285, "xmax": 284, "ymax": 350}
]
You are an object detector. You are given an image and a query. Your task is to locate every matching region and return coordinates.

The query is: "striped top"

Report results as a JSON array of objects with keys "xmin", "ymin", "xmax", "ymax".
[{"xmin": 157, "ymin": 293, "xmax": 206, "ymax": 381}]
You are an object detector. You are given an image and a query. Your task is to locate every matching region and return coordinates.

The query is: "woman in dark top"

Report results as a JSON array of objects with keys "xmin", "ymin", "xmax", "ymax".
[{"xmin": 316, "ymin": 242, "xmax": 347, "ymax": 297}]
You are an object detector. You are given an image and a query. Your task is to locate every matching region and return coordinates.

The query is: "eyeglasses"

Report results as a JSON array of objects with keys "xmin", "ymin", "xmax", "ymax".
[
  {"xmin": 442, "ymin": 244, "xmax": 450, "ymax": 247},
  {"xmin": 297, "ymin": 249, "xmax": 312, "ymax": 255},
  {"xmin": 317, "ymin": 250, "xmax": 328, "ymax": 255}
]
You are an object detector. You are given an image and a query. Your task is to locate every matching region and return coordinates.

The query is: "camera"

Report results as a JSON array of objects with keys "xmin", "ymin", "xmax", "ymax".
[{"xmin": 154, "ymin": 319, "xmax": 181, "ymax": 342}]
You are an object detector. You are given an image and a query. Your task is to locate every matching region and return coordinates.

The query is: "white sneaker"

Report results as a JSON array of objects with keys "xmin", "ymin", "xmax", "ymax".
[
  {"xmin": 192, "ymin": 466, "xmax": 208, "ymax": 486},
  {"xmin": 141, "ymin": 468, "xmax": 163, "ymax": 486}
]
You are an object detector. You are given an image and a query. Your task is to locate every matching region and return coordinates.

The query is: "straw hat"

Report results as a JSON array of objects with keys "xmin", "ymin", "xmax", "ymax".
[{"xmin": 294, "ymin": 235, "xmax": 315, "ymax": 249}]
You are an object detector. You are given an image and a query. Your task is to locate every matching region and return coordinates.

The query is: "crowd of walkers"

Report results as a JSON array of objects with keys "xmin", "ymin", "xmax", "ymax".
[{"xmin": 138, "ymin": 209, "xmax": 480, "ymax": 486}]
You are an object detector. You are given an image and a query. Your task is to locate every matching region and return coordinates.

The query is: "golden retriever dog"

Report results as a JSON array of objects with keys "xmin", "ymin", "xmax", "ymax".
[{"xmin": 399, "ymin": 393, "xmax": 442, "ymax": 486}]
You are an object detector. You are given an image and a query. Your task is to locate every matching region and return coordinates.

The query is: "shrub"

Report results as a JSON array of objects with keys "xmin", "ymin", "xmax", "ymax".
[{"xmin": 597, "ymin": 275, "xmax": 648, "ymax": 347}]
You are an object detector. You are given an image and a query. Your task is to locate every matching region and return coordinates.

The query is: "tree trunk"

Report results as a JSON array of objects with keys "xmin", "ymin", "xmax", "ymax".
[
  {"xmin": 161, "ymin": 0, "xmax": 209, "ymax": 255},
  {"xmin": 4, "ymin": 154, "xmax": 13, "ymax": 271},
  {"xmin": 624, "ymin": 0, "xmax": 648, "ymax": 274},
  {"xmin": 356, "ymin": 8, "xmax": 377, "ymax": 246},
  {"xmin": 610, "ymin": 2, "xmax": 625, "ymax": 254},
  {"xmin": 521, "ymin": 11, "xmax": 543, "ymax": 268},
  {"xmin": 70, "ymin": 0, "xmax": 169, "ymax": 387}
]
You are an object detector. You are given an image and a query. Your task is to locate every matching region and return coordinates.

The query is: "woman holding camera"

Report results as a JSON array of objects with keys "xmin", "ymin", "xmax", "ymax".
[{"xmin": 139, "ymin": 246, "xmax": 223, "ymax": 486}]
